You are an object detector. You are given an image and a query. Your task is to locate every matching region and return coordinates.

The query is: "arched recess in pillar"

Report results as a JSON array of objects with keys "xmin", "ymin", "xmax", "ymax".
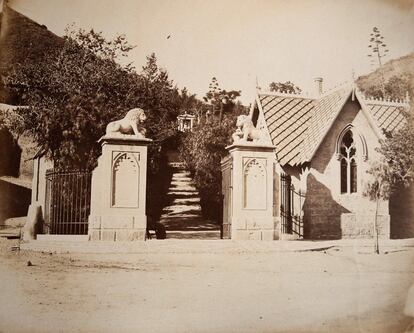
[
  {"xmin": 243, "ymin": 158, "xmax": 267, "ymax": 210},
  {"xmin": 111, "ymin": 152, "xmax": 139, "ymax": 207}
]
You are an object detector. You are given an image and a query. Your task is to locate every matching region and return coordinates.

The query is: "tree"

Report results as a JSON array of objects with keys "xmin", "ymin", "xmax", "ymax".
[
  {"xmin": 0, "ymin": 106, "xmax": 26, "ymax": 142},
  {"xmin": 5, "ymin": 28, "xmax": 187, "ymax": 174},
  {"xmin": 367, "ymin": 27, "xmax": 389, "ymax": 97},
  {"xmin": 378, "ymin": 113, "xmax": 414, "ymax": 186},
  {"xmin": 364, "ymin": 111, "xmax": 414, "ymax": 253},
  {"xmin": 180, "ymin": 114, "xmax": 237, "ymax": 221},
  {"xmin": 5, "ymin": 28, "xmax": 201, "ymax": 220},
  {"xmin": 364, "ymin": 160, "xmax": 392, "ymax": 254},
  {"xmin": 203, "ymin": 77, "xmax": 241, "ymax": 123},
  {"xmin": 269, "ymin": 81, "xmax": 302, "ymax": 94},
  {"xmin": 362, "ymin": 75, "xmax": 410, "ymax": 100},
  {"xmin": 5, "ymin": 27, "xmax": 141, "ymax": 169}
]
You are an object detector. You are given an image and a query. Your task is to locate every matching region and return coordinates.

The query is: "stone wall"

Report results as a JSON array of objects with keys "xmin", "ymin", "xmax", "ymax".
[
  {"xmin": 231, "ymin": 216, "xmax": 278, "ymax": 241},
  {"xmin": 303, "ymin": 174, "xmax": 347, "ymax": 239},
  {"xmin": 341, "ymin": 213, "xmax": 390, "ymax": 238},
  {"xmin": 89, "ymin": 215, "xmax": 145, "ymax": 241}
]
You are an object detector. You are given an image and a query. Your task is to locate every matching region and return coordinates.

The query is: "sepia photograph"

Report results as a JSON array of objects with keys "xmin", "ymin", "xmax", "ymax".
[{"xmin": 0, "ymin": 0, "xmax": 413, "ymax": 332}]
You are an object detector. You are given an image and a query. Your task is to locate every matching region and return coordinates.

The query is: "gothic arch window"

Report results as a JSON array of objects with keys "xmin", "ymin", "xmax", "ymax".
[{"xmin": 339, "ymin": 130, "xmax": 358, "ymax": 194}]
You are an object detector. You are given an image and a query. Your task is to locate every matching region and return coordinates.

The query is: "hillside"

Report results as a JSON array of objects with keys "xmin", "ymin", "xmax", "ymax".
[
  {"xmin": 0, "ymin": 5, "xmax": 63, "ymax": 179},
  {"xmin": 357, "ymin": 52, "xmax": 414, "ymax": 102},
  {"xmin": 0, "ymin": 5, "xmax": 63, "ymax": 103}
]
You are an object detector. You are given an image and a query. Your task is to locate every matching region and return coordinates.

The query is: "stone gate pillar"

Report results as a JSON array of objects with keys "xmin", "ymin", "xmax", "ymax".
[
  {"xmin": 223, "ymin": 142, "xmax": 277, "ymax": 240},
  {"xmin": 88, "ymin": 136, "xmax": 152, "ymax": 241}
]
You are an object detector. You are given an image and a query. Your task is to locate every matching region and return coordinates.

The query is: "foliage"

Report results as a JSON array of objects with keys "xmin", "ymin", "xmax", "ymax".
[
  {"xmin": 364, "ymin": 109, "xmax": 413, "ymax": 200},
  {"xmin": 180, "ymin": 96, "xmax": 247, "ymax": 221},
  {"xmin": 5, "ymin": 28, "xmax": 188, "ymax": 173},
  {"xmin": 363, "ymin": 107, "xmax": 413, "ymax": 253},
  {"xmin": 268, "ymin": 81, "xmax": 302, "ymax": 94},
  {"xmin": 367, "ymin": 27, "xmax": 389, "ymax": 68},
  {"xmin": 5, "ymin": 28, "xmax": 142, "ymax": 169},
  {"xmin": 364, "ymin": 159, "xmax": 392, "ymax": 201},
  {"xmin": 361, "ymin": 75, "xmax": 411, "ymax": 100},
  {"xmin": 203, "ymin": 77, "xmax": 241, "ymax": 123},
  {"xmin": 363, "ymin": 116, "xmax": 414, "ymax": 201},
  {"xmin": 378, "ymin": 113, "xmax": 414, "ymax": 188},
  {"xmin": 140, "ymin": 53, "xmax": 183, "ymax": 143},
  {"xmin": 366, "ymin": 27, "xmax": 389, "ymax": 97},
  {"xmin": 180, "ymin": 87, "xmax": 208, "ymax": 121},
  {"xmin": 0, "ymin": 107, "xmax": 26, "ymax": 141},
  {"xmin": 5, "ymin": 28, "xmax": 199, "ymax": 220}
]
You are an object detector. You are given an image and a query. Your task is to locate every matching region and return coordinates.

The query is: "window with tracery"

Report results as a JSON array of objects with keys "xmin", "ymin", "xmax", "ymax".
[{"xmin": 339, "ymin": 130, "xmax": 357, "ymax": 194}]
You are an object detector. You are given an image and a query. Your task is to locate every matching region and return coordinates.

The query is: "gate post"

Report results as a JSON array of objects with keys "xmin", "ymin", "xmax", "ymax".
[
  {"xmin": 88, "ymin": 135, "xmax": 152, "ymax": 241},
  {"xmin": 223, "ymin": 142, "xmax": 277, "ymax": 240}
]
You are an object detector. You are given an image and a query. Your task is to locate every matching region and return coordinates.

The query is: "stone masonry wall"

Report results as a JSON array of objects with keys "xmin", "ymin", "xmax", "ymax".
[
  {"xmin": 341, "ymin": 213, "xmax": 390, "ymax": 238},
  {"xmin": 231, "ymin": 217, "xmax": 278, "ymax": 241}
]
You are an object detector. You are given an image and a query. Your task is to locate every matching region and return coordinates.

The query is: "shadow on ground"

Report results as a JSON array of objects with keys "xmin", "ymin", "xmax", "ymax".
[{"xmin": 159, "ymin": 168, "xmax": 220, "ymax": 239}]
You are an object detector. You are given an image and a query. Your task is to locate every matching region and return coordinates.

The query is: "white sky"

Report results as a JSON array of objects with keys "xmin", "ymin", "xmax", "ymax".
[{"xmin": 4, "ymin": 0, "xmax": 414, "ymax": 103}]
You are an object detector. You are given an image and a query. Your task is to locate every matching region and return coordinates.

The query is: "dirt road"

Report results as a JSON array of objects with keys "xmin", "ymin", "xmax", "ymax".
[{"xmin": 0, "ymin": 238, "xmax": 413, "ymax": 333}]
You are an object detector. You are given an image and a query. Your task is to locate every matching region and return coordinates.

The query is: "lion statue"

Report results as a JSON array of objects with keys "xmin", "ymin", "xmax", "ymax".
[
  {"xmin": 232, "ymin": 114, "xmax": 264, "ymax": 143},
  {"xmin": 106, "ymin": 108, "xmax": 147, "ymax": 138}
]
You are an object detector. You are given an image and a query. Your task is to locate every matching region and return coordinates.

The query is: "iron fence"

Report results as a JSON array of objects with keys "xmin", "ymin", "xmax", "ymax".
[
  {"xmin": 280, "ymin": 174, "xmax": 293, "ymax": 234},
  {"xmin": 280, "ymin": 174, "xmax": 305, "ymax": 238},
  {"xmin": 44, "ymin": 169, "xmax": 91, "ymax": 235}
]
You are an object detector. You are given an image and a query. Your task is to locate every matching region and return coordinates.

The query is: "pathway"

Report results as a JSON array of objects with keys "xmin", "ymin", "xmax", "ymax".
[{"xmin": 158, "ymin": 168, "xmax": 220, "ymax": 239}]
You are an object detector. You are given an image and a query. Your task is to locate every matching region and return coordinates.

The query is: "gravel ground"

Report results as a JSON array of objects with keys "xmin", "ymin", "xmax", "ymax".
[{"xmin": 1, "ymin": 238, "xmax": 414, "ymax": 333}]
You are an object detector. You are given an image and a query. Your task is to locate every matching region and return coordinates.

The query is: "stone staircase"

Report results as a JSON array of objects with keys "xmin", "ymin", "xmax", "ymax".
[{"xmin": 159, "ymin": 168, "xmax": 220, "ymax": 239}]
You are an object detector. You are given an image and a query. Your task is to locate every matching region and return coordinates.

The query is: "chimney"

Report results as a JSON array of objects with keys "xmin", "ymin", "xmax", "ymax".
[{"xmin": 314, "ymin": 77, "xmax": 323, "ymax": 96}]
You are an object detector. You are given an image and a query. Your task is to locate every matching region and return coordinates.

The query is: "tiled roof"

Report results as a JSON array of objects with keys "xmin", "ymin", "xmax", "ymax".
[
  {"xmin": 364, "ymin": 99, "xmax": 407, "ymax": 133},
  {"xmin": 302, "ymin": 86, "xmax": 350, "ymax": 161},
  {"xmin": 259, "ymin": 93, "xmax": 315, "ymax": 165},
  {"xmin": 257, "ymin": 85, "xmax": 409, "ymax": 166}
]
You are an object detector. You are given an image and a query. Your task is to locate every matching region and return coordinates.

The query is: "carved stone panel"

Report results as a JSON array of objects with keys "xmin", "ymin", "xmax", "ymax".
[
  {"xmin": 243, "ymin": 158, "xmax": 266, "ymax": 209},
  {"xmin": 111, "ymin": 152, "xmax": 139, "ymax": 207}
]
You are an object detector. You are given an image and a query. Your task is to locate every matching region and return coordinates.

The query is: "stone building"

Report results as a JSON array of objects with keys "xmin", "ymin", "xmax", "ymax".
[{"xmin": 223, "ymin": 80, "xmax": 412, "ymax": 240}]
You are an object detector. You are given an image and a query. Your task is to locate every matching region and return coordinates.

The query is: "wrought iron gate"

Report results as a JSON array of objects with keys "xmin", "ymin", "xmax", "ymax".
[
  {"xmin": 280, "ymin": 174, "xmax": 305, "ymax": 238},
  {"xmin": 221, "ymin": 156, "xmax": 232, "ymax": 239},
  {"xmin": 44, "ymin": 169, "xmax": 92, "ymax": 235}
]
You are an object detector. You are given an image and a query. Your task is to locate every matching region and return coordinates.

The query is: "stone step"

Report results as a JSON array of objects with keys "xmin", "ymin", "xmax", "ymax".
[
  {"xmin": 166, "ymin": 230, "xmax": 221, "ymax": 239},
  {"xmin": 167, "ymin": 190, "xmax": 199, "ymax": 196},
  {"xmin": 158, "ymin": 168, "xmax": 216, "ymax": 239},
  {"xmin": 169, "ymin": 185, "xmax": 197, "ymax": 191},
  {"xmin": 0, "ymin": 226, "xmax": 21, "ymax": 239},
  {"xmin": 161, "ymin": 204, "xmax": 201, "ymax": 212},
  {"xmin": 167, "ymin": 197, "xmax": 201, "ymax": 204},
  {"xmin": 159, "ymin": 217, "xmax": 220, "ymax": 232}
]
